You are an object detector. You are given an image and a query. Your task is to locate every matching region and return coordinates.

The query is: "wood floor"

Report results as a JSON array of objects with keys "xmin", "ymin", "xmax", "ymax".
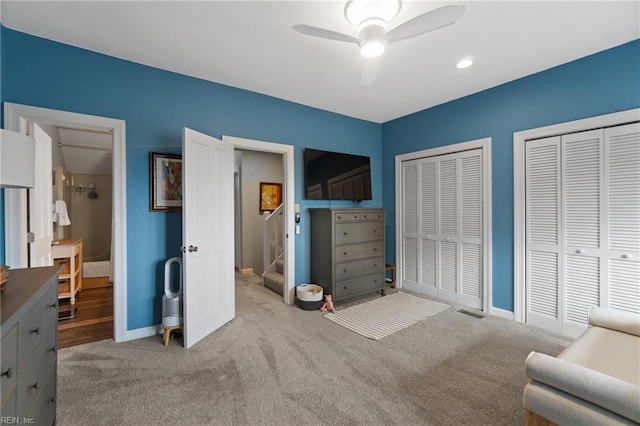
[{"xmin": 58, "ymin": 286, "xmax": 113, "ymax": 348}]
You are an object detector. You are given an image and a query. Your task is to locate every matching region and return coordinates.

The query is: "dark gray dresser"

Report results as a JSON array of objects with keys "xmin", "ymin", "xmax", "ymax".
[
  {"xmin": 310, "ymin": 208, "xmax": 385, "ymax": 302},
  {"xmin": 1, "ymin": 266, "xmax": 60, "ymax": 425}
]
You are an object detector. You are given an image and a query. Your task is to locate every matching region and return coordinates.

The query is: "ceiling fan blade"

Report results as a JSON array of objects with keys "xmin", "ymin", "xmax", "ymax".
[
  {"xmin": 361, "ymin": 57, "xmax": 380, "ymax": 86},
  {"xmin": 385, "ymin": 5, "xmax": 465, "ymax": 43},
  {"xmin": 292, "ymin": 25, "xmax": 359, "ymax": 44}
]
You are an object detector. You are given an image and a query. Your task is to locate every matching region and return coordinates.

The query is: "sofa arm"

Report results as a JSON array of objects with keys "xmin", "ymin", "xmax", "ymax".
[
  {"xmin": 589, "ymin": 306, "xmax": 640, "ymax": 337},
  {"xmin": 525, "ymin": 352, "xmax": 640, "ymax": 423}
]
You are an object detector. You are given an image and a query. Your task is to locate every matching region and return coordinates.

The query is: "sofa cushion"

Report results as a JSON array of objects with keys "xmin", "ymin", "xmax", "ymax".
[{"xmin": 558, "ymin": 326, "xmax": 640, "ymax": 386}]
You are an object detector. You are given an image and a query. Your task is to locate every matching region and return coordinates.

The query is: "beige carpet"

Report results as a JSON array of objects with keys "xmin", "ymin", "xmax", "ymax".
[{"xmin": 324, "ymin": 291, "xmax": 450, "ymax": 340}]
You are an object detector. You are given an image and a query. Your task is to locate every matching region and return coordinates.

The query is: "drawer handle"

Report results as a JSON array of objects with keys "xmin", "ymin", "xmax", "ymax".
[
  {"xmin": 1, "ymin": 368, "xmax": 12, "ymax": 379},
  {"xmin": 343, "ymin": 286, "xmax": 348, "ymax": 290},
  {"xmin": 343, "ymin": 269, "xmax": 347, "ymax": 273},
  {"xmin": 353, "ymin": 215, "xmax": 357, "ymax": 219},
  {"xmin": 31, "ymin": 327, "xmax": 40, "ymax": 335},
  {"xmin": 373, "ymin": 248, "xmax": 377, "ymax": 252},
  {"xmin": 343, "ymin": 232, "xmax": 347, "ymax": 235},
  {"xmin": 343, "ymin": 252, "xmax": 347, "ymax": 255},
  {"xmin": 337, "ymin": 216, "xmax": 342, "ymax": 219},
  {"xmin": 373, "ymin": 264, "xmax": 377, "ymax": 267},
  {"xmin": 30, "ymin": 382, "xmax": 39, "ymax": 391},
  {"xmin": 622, "ymin": 254, "xmax": 631, "ymax": 259}
]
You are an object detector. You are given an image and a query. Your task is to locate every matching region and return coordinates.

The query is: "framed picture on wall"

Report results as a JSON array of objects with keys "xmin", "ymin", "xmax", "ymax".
[
  {"xmin": 259, "ymin": 182, "xmax": 282, "ymax": 213},
  {"xmin": 150, "ymin": 152, "xmax": 182, "ymax": 211}
]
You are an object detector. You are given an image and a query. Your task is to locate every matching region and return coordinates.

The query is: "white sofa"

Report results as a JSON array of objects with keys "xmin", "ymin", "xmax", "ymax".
[{"xmin": 523, "ymin": 307, "xmax": 640, "ymax": 425}]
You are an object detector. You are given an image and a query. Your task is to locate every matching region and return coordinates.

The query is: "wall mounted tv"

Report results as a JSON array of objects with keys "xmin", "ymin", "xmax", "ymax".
[{"xmin": 304, "ymin": 148, "xmax": 372, "ymax": 201}]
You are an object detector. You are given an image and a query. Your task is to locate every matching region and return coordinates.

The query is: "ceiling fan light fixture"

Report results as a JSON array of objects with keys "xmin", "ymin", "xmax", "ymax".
[
  {"xmin": 345, "ymin": 0, "xmax": 401, "ymax": 26},
  {"xmin": 360, "ymin": 40, "xmax": 385, "ymax": 57}
]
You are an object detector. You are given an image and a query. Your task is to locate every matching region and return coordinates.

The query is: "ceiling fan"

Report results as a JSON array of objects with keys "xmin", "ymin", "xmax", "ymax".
[{"xmin": 292, "ymin": 0, "xmax": 465, "ymax": 85}]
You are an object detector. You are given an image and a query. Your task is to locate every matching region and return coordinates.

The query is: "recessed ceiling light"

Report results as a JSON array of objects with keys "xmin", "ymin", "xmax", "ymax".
[{"xmin": 456, "ymin": 58, "xmax": 473, "ymax": 69}]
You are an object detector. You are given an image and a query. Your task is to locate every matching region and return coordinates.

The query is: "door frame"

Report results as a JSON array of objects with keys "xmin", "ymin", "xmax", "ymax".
[
  {"xmin": 3, "ymin": 102, "xmax": 128, "ymax": 342},
  {"xmin": 512, "ymin": 107, "xmax": 639, "ymax": 323},
  {"xmin": 395, "ymin": 137, "xmax": 492, "ymax": 314},
  {"xmin": 222, "ymin": 135, "xmax": 295, "ymax": 305}
]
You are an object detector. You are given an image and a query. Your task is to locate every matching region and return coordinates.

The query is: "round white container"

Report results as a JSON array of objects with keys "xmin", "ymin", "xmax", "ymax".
[{"xmin": 296, "ymin": 284, "xmax": 323, "ymax": 302}]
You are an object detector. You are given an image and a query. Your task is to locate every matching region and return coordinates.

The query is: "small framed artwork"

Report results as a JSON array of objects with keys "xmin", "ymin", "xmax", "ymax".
[
  {"xmin": 150, "ymin": 152, "xmax": 183, "ymax": 211},
  {"xmin": 259, "ymin": 182, "xmax": 282, "ymax": 213}
]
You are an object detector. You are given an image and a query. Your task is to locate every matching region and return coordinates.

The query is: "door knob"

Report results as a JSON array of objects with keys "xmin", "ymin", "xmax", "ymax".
[{"xmin": 188, "ymin": 245, "xmax": 198, "ymax": 252}]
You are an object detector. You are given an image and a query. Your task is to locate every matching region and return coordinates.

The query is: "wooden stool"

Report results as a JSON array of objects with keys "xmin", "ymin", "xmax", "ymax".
[
  {"xmin": 385, "ymin": 264, "xmax": 396, "ymax": 288},
  {"xmin": 161, "ymin": 324, "xmax": 182, "ymax": 347}
]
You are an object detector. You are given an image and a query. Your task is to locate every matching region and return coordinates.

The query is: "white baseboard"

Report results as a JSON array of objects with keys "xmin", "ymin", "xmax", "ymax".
[
  {"xmin": 490, "ymin": 307, "xmax": 514, "ymax": 321},
  {"xmin": 123, "ymin": 325, "xmax": 160, "ymax": 341}
]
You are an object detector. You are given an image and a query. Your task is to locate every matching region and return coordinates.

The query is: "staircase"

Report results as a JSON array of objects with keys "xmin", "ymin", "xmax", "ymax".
[
  {"xmin": 262, "ymin": 203, "xmax": 284, "ymax": 296},
  {"xmin": 263, "ymin": 257, "xmax": 284, "ymax": 296}
]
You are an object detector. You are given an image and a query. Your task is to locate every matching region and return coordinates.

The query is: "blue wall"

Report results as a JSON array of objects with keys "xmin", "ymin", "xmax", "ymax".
[
  {"xmin": 2, "ymin": 25, "xmax": 638, "ymax": 326},
  {"xmin": 0, "ymin": 28, "xmax": 382, "ymax": 330},
  {"xmin": 382, "ymin": 39, "xmax": 640, "ymax": 312}
]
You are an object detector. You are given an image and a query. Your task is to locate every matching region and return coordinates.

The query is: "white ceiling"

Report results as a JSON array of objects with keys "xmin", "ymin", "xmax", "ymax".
[{"xmin": 2, "ymin": 1, "xmax": 639, "ymax": 123}]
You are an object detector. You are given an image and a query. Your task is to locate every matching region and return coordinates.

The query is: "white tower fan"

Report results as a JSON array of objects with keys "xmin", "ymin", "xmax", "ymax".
[{"xmin": 162, "ymin": 257, "xmax": 183, "ymax": 327}]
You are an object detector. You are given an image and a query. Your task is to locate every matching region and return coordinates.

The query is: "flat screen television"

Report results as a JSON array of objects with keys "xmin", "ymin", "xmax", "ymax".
[{"xmin": 304, "ymin": 148, "xmax": 372, "ymax": 201}]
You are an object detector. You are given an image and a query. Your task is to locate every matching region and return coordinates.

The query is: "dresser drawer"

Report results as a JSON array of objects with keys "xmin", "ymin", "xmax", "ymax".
[
  {"xmin": 19, "ymin": 298, "xmax": 44, "ymax": 369},
  {"xmin": 17, "ymin": 333, "xmax": 55, "ymax": 417},
  {"xmin": 28, "ymin": 363, "xmax": 56, "ymax": 426},
  {"xmin": 1, "ymin": 325, "xmax": 18, "ymax": 406},
  {"xmin": 335, "ymin": 242, "xmax": 383, "ymax": 262},
  {"xmin": 334, "ymin": 212, "xmax": 361, "ymax": 222},
  {"xmin": 335, "ymin": 257, "xmax": 384, "ymax": 280},
  {"xmin": 361, "ymin": 211, "xmax": 384, "ymax": 221},
  {"xmin": 335, "ymin": 273, "xmax": 384, "ymax": 298},
  {"xmin": 335, "ymin": 221, "xmax": 383, "ymax": 244}
]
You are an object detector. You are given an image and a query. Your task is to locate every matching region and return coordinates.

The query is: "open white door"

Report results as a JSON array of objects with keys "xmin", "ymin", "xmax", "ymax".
[
  {"xmin": 28, "ymin": 123, "xmax": 54, "ymax": 267},
  {"xmin": 182, "ymin": 128, "xmax": 235, "ymax": 348}
]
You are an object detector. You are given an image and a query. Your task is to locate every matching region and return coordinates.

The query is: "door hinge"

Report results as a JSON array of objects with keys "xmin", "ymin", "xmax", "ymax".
[{"xmin": 27, "ymin": 232, "xmax": 35, "ymax": 243}]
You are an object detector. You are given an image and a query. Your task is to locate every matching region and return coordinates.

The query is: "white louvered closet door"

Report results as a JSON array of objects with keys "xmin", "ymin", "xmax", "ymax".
[
  {"xmin": 401, "ymin": 149, "xmax": 483, "ymax": 309},
  {"xmin": 458, "ymin": 150, "xmax": 483, "ymax": 308},
  {"xmin": 605, "ymin": 123, "xmax": 640, "ymax": 314},
  {"xmin": 402, "ymin": 160, "xmax": 420, "ymax": 291},
  {"xmin": 419, "ymin": 159, "xmax": 438, "ymax": 296},
  {"xmin": 526, "ymin": 137, "xmax": 562, "ymax": 333},
  {"xmin": 526, "ymin": 122, "xmax": 640, "ymax": 337},
  {"xmin": 562, "ymin": 129, "xmax": 603, "ymax": 337}
]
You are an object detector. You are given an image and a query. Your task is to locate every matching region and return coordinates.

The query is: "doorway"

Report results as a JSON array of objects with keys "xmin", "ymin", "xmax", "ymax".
[
  {"xmin": 223, "ymin": 135, "xmax": 295, "ymax": 305},
  {"xmin": 4, "ymin": 102, "xmax": 128, "ymax": 342}
]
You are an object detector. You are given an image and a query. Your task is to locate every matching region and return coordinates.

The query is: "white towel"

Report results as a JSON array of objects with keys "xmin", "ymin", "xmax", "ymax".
[{"xmin": 52, "ymin": 200, "xmax": 71, "ymax": 226}]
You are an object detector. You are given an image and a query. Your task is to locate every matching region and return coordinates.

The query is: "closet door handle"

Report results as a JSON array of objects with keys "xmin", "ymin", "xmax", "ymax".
[
  {"xmin": 1, "ymin": 368, "xmax": 12, "ymax": 379},
  {"xmin": 31, "ymin": 327, "xmax": 40, "ymax": 335}
]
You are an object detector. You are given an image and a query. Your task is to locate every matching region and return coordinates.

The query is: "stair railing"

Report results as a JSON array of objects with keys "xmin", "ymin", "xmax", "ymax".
[{"xmin": 262, "ymin": 203, "xmax": 284, "ymax": 283}]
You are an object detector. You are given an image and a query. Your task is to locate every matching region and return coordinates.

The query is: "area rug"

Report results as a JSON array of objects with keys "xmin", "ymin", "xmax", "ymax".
[{"xmin": 324, "ymin": 292, "xmax": 450, "ymax": 340}]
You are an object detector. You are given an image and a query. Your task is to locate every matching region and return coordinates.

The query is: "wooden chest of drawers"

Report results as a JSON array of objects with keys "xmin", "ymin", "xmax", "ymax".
[
  {"xmin": 1, "ymin": 267, "xmax": 60, "ymax": 425},
  {"xmin": 310, "ymin": 208, "xmax": 385, "ymax": 302}
]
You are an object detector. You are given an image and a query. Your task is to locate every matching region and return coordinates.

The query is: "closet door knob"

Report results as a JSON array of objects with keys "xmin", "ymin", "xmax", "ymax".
[
  {"xmin": 1, "ymin": 368, "xmax": 12, "ymax": 379},
  {"xmin": 31, "ymin": 327, "xmax": 40, "ymax": 335}
]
